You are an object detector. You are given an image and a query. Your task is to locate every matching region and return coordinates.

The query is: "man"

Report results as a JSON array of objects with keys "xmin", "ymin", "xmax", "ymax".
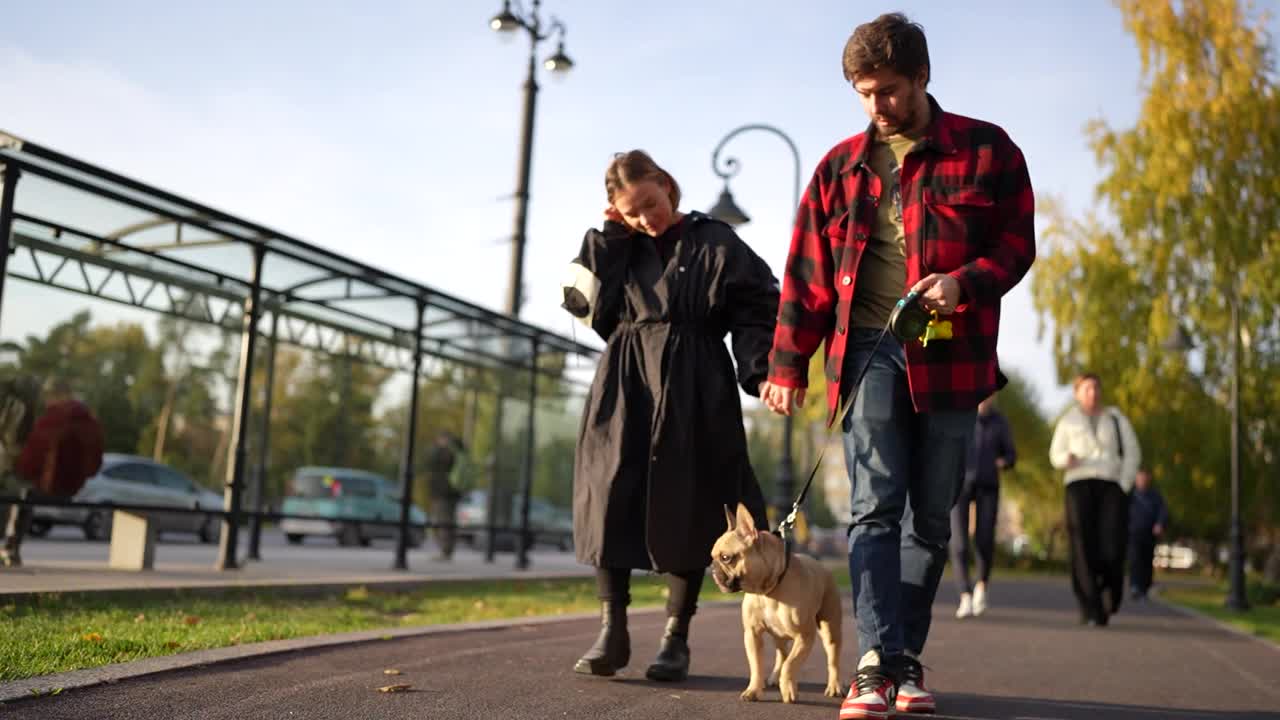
[
  {"xmin": 1127, "ymin": 468, "xmax": 1168, "ymax": 601},
  {"xmin": 761, "ymin": 13, "xmax": 1035, "ymax": 718},
  {"xmin": 953, "ymin": 393, "xmax": 1016, "ymax": 619},
  {"xmin": 425, "ymin": 431, "xmax": 462, "ymax": 561}
]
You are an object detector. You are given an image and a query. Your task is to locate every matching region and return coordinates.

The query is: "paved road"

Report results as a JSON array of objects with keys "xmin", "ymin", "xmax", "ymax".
[
  {"xmin": 2, "ymin": 578, "xmax": 1276, "ymax": 719},
  {"xmin": 4, "ymin": 527, "xmax": 590, "ymax": 595}
]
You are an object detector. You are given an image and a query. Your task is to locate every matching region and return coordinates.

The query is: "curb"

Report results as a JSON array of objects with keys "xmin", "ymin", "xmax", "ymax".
[{"xmin": 0, "ymin": 598, "xmax": 740, "ymax": 704}]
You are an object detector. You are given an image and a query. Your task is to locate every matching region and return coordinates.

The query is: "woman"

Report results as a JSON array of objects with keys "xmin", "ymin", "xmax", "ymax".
[
  {"xmin": 561, "ymin": 150, "xmax": 776, "ymax": 681},
  {"xmin": 1049, "ymin": 373, "xmax": 1141, "ymax": 626}
]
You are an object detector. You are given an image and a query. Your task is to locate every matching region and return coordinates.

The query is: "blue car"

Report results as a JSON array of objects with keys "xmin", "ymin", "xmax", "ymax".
[{"xmin": 280, "ymin": 466, "xmax": 427, "ymax": 547}]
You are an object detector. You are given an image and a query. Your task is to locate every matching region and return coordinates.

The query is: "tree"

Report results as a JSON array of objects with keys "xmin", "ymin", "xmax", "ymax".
[{"xmin": 1031, "ymin": 0, "xmax": 1280, "ymax": 543}]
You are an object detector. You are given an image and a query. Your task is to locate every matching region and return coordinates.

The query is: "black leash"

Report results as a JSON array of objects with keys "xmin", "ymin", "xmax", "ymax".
[
  {"xmin": 777, "ymin": 322, "xmax": 894, "ymax": 560},
  {"xmin": 775, "ymin": 289, "xmax": 938, "ymax": 552}
]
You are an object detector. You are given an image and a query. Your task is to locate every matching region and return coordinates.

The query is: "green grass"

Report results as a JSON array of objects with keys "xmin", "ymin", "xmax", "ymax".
[
  {"xmin": 0, "ymin": 575, "xmax": 694, "ymax": 682},
  {"xmin": 1160, "ymin": 578, "xmax": 1280, "ymax": 645}
]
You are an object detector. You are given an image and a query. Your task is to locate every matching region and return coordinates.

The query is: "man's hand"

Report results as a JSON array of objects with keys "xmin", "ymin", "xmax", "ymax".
[
  {"xmin": 760, "ymin": 381, "xmax": 805, "ymax": 417},
  {"xmin": 1153, "ymin": 523, "xmax": 1164, "ymax": 537},
  {"xmin": 910, "ymin": 273, "xmax": 962, "ymax": 315}
]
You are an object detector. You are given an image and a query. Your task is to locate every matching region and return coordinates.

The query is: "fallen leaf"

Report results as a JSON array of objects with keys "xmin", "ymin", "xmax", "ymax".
[
  {"xmin": 472, "ymin": 600, "xmax": 486, "ymax": 610},
  {"xmin": 134, "ymin": 614, "xmax": 146, "ymax": 624},
  {"xmin": 164, "ymin": 641, "xmax": 182, "ymax": 650},
  {"xmin": 82, "ymin": 632, "xmax": 104, "ymax": 643},
  {"xmin": 383, "ymin": 669, "xmax": 402, "ymax": 676},
  {"xmin": 380, "ymin": 634, "xmax": 393, "ymax": 641},
  {"xmin": 377, "ymin": 684, "xmax": 412, "ymax": 693},
  {"xmin": 183, "ymin": 616, "xmax": 202, "ymax": 626},
  {"xmin": 51, "ymin": 687, "xmax": 64, "ymax": 696}
]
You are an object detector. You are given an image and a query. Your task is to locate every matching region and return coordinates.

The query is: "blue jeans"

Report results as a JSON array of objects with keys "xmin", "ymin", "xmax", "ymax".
[{"xmin": 841, "ymin": 329, "xmax": 975, "ymax": 658}]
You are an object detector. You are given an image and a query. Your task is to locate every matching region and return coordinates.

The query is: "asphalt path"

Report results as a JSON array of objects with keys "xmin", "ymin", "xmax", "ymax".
[{"xmin": 3, "ymin": 578, "xmax": 1276, "ymax": 719}]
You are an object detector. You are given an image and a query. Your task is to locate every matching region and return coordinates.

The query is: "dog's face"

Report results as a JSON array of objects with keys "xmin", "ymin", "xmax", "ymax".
[{"xmin": 710, "ymin": 503, "xmax": 780, "ymax": 594}]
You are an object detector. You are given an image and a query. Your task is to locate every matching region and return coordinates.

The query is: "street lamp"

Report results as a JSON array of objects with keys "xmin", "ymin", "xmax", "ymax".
[
  {"xmin": 486, "ymin": 0, "xmax": 572, "ymax": 569},
  {"xmin": 488, "ymin": 0, "xmax": 573, "ymax": 318},
  {"xmin": 1162, "ymin": 291, "xmax": 1250, "ymax": 612},
  {"xmin": 707, "ymin": 124, "xmax": 802, "ymax": 527}
]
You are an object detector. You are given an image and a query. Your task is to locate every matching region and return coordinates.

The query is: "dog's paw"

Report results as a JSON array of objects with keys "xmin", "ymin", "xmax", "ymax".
[
  {"xmin": 780, "ymin": 681, "xmax": 799, "ymax": 704},
  {"xmin": 824, "ymin": 680, "xmax": 844, "ymax": 698},
  {"xmin": 740, "ymin": 686, "xmax": 764, "ymax": 702}
]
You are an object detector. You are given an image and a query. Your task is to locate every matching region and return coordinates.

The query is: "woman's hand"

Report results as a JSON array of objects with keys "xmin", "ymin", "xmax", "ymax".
[{"xmin": 603, "ymin": 206, "xmax": 624, "ymax": 224}]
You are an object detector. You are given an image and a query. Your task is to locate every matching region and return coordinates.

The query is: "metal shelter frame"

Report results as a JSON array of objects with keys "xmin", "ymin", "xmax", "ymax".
[{"xmin": 0, "ymin": 130, "xmax": 596, "ymax": 571}]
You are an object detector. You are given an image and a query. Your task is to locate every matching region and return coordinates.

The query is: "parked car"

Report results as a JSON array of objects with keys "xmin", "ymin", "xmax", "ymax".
[
  {"xmin": 455, "ymin": 490, "xmax": 572, "ymax": 552},
  {"xmin": 279, "ymin": 466, "xmax": 427, "ymax": 547},
  {"xmin": 31, "ymin": 453, "xmax": 222, "ymax": 542}
]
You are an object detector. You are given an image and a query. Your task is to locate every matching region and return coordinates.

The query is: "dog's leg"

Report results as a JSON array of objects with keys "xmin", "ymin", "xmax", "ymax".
[
  {"xmin": 818, "ymin": 583, "xmax": 844, "ymax": 697},
  {"xmin": 778, "ymin": 631, "xmax": 816, "ymax": 703},
  {"xmin": 740, "ymin": 627, "xmax": 766, "ymax": 701},
  {"xmin": 767, "ymin": 636, "xmax": 789, "ymax": 688}
]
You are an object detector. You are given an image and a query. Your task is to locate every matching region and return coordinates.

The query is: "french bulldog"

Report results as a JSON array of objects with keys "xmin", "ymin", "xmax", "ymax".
[{"xmin": 710, "ymin": 503, "xmax": 843, "ymax": 703}]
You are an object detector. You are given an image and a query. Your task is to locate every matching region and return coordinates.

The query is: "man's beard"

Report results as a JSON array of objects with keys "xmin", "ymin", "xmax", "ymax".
[{"xmin": 877, "ymin": 98, "xmax": 923, "ymax": 137}]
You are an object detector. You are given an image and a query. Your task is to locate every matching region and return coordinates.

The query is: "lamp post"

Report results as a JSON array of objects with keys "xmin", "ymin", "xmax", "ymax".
[
  {"xmin": 707, "ymin": 124, "xmax": 801, "ymax": 526},
  {"xmin": 1163, "ymin": 286, "xmax": 1250, "ymax": 611},
  {"xmin": 486, "ymin": 1, "xmax": 572, "ymax": 564},
  {"xmin": 489, "ymin": 0, "xmax": 574, "ymax": 318}
]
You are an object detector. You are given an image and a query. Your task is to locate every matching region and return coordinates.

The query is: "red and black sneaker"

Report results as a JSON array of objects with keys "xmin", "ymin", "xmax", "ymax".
[
  {"xmin": 893, "ymin": 654, "xmax": 936, "ymax": 714},
  {"xmin": 839, "ymin": 651, "xmax": 897, "ymax": 720}
]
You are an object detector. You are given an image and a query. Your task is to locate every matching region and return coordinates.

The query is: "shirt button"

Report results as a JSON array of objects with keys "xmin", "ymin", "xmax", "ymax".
[
  {"xmin": 855, "ymin": 232, "xmax": 867, "ymax": 240},
  {"xmin": 841, "ymin": 275, "xmax": 852, "ymax": 286},
  {"xmin": 837, "ymin": 325, "xmax": 846, "ymax": 335},
  {"xmin": 678, "ymin": 266, "xmax": 686, "ymax": 273},
  {"xmin": 866, "ymin": 195, "xmax": 878, "ymax": 203},
  {"xmin": 830, "ymin": 373, "xmax": 841, "ymax": 383}
]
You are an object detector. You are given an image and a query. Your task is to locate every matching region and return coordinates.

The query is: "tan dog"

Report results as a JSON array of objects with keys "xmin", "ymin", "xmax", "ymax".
[{"xmin": 710, "ymin": 503, "xmax": 843, "ymax": 703}]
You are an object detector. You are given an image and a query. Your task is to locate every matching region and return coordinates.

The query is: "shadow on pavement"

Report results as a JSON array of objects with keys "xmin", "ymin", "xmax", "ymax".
[{"xmin": 938, "ymin": 693, "xmax": 1280, "ymax": 720}]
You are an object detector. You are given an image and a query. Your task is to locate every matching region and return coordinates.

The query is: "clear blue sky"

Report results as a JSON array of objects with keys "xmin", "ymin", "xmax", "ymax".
[{"xmin": 3, "ymin": 0, "xmax": 1276, "ymax": 414}]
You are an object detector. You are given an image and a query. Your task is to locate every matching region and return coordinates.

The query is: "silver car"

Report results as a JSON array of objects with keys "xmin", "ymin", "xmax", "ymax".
[{"xmin": 33, "ymin": 453, "xmax": 222, "ymax": 542}]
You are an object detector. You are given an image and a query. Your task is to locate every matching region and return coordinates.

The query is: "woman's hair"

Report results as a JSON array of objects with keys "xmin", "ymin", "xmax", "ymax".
[
  {"xmin": 605, "ymin": 150, "xmax": 681, "ymax": 208},
  {"xmin": 1073, "ymin": 372, "xmax": 1101, "ymax": 390}
]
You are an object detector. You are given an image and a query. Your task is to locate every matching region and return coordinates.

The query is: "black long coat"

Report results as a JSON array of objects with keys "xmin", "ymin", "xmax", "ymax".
[{"xmin": 564, "ymin": 212, "xmax": 776, "ymax": 572}]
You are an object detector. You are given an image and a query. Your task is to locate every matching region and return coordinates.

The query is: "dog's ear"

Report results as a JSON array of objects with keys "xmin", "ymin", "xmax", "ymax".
[
  {"xmin": 735, "ymin": 503, "xmax": 758, "ymax": 542},
  {"xmin": 724, "ymin": 504, "xmax": 736, "ymax": 532}
]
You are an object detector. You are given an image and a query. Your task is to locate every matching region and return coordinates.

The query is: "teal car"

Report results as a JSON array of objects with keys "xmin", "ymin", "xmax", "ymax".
[{"xmin": 280, "ymin": 466, "xmax": 427, "ymax": 547}]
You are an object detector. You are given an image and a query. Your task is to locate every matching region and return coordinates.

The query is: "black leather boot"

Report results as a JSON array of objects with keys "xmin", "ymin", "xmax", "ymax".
[
  {"xmin": 644, "ymin": 615, "xmax": 690, "ymax": 682},
  {"xmin": 573, "ymin": 601, "xmax": 630, "ymax": 676}
]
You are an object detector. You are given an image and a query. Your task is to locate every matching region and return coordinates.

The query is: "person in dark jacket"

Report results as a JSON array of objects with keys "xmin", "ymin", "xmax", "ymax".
[
  {"xmin": 951, "ymin": 393, "xmax": 1015, "ymax": 618},
  {"xmin": 1127, "ymin": 468, "xmax": 1169, "ymax": 600},
  {"xmin": 561, "ymin": 150, "xmax": 775, "ymax": 683},
  {"xmin": 425, "ymin": 432, "xmax": 461, "ymax": 562}
]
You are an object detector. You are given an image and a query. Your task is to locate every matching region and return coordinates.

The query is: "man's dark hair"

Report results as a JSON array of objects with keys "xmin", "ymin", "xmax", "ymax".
[{"xmin": 842, "ymin": 12, "xmax": 931, "ymax": 85}]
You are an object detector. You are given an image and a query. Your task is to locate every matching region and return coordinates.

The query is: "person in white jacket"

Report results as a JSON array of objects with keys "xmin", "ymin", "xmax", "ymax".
[{"xmin": 1049, "ymin": 373, "xmax": 1141, "ymax": 626}]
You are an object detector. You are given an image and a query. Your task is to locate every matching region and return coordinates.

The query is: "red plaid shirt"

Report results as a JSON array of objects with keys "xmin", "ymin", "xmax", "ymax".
[{"xmin": 768, "ymin": 96, "xmax": 1036, "ymax": 420}]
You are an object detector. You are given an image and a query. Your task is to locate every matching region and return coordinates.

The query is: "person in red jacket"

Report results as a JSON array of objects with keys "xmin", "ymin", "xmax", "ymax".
[{"xmin": 760, "ymin": 13, "xmax": 1035, "ymax": 718}]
